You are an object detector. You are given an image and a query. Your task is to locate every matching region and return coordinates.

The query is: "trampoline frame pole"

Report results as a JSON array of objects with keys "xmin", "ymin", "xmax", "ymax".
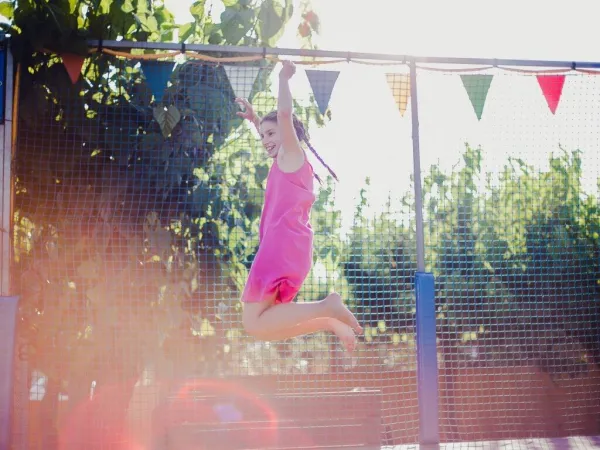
[{"xmin": 410, "ymin": 59, "xmax": 440, "ymax": 450}]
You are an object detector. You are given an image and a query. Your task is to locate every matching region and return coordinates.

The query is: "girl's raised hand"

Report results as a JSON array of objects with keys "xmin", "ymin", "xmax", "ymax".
[
  {"xmin": 279, "ymin": 60, "xmax": 296, "ymax": 81},
  {"xmin": 235, "ymin": 97, "xmax": 257, "ymax": 122}
]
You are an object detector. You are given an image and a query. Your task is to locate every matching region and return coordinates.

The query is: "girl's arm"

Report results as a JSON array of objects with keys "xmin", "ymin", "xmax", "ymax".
[{"xmin": 277, "ymin": 61, "xmax": 304, "ymax": 163}]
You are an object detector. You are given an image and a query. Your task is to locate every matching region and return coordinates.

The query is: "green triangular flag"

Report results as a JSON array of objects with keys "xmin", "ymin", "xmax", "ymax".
[{"xmin": 460, "ymin": 74, "xmax": 493, "ymax": 120}]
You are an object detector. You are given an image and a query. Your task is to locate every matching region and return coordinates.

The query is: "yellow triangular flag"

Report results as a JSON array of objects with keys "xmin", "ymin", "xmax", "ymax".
[{"xmin": 386, "ymin": 73, "xmax": 410, "ymax": 116}]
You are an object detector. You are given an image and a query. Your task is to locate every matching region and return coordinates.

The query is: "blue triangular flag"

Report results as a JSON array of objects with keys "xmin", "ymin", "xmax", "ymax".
[
  {"xmin": 305, "ymin": 69, "xmax": 339, "ymax": 115},
  {"xmin": 141, "ymin": 61, "xmax": 176, "ymax": 103}
]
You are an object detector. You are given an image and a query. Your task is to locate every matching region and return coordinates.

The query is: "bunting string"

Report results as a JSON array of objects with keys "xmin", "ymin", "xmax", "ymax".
[
  {"xmin": 45, "ymin": 45, "xmax": 600, "ymax": 121},
  {"xmin": 416, "ymin": 65, "xmax": 495, "ymax": 73},
  {"xmin": 93, "ymin": 47, "xmax": 348, "ymax": 65},
  {"xmin": 498, "ymin": 67, "xmax": 572, "ymax": 75},
  {"xmin": 571, "ymin": 68, "xmax": 600, "ymax": 75},
  {"xmin": 42, "ymin": 46, "xmax": 600, "ymax": 74}
]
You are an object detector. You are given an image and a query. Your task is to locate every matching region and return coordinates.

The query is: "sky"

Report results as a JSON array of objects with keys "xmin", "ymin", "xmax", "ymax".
[
  {"xmin": 163, "ymin": 0, "xmax": 600, "ymax": 234},
  {"xmin": 165, "ymin": 0, "xmax": 600, "ymax": 61}
]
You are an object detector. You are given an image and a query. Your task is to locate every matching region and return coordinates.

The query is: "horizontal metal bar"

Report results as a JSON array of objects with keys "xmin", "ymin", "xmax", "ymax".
[{"xmin": 86, "ymin": 39, "xmax": 600, "ymax": 69}]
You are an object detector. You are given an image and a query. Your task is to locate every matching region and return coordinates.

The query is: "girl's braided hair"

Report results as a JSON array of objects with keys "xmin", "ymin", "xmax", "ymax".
[{"xmin": 260, "ymin": 111, "xmax": 338, "ymax": 184}]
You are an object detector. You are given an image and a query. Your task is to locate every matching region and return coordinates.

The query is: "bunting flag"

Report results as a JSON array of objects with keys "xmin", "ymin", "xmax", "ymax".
[
  {"xmin": 140, "ymin": 60, "xmax": 176, "ymax": 103},
  {"xmin": 61, "ymin": 53, "xmax": 86, "ymax": 84},
  {"xmin": 460, "ymin": 74, "xmax": 494, "ymax": 120},
  {"xmin": 223, "ymin": 65, "xmax": 261, "ymax": 101},
  {"xmin": 305, "ymin": 69, "xmax": 340, "ymax": 115},
  {"xmin": 536, "ymin": 75, "xmax": 566, "ymax": 114},
  {"xmin": 385, "ymin": 73, "xmax": 410, "ymax": 116}
]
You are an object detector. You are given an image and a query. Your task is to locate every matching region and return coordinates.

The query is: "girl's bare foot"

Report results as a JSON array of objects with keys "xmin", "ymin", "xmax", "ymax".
[
  {"xmin": 328, "ymin": 318, "xmax": 357, "ymax": 353},
  {"xmin": 324, "ymin": 293, "xmax": 362, "ymax": 333}
]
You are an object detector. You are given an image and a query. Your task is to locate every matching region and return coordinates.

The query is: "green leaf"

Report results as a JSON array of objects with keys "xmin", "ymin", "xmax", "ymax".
[
  {"xmin": 135, "ymin": 13, "xmax": 158, "ymax": 33},
  {"xmin": 160, "ymin": 22, "xmax": 177, "ymax": 31},
  {"xmin": 255, "ymin": 163, "xmax": 269, "ymax": 185},
  {"xmin": 220, "ymin": 6, "xmax": 254, "ymax": 44},
  {"xmin": 192, "ymin": 182, "xmax": 212, "ymax": 215},
  {"xmin": 154, "ymin": 5, "xmax": 175, "ymax": 25},
  {"xmin": 131, "ymin": 81, "xmax": 153, "ymax": 107},
  {"xmin": 319, "ymin": 245, "xmax": 331, "ymax": 260},
  {"xmin": 190, "ymin": 0, "xmax": 205, "ymax": 20},
  {"xmin": 228, "ymin": 226, "xmax": 246, "ymax": 249},
  {"xmin": 208, "ymin": 30, "xmax": 223, "ymax": 45},
  {"xmin": 67, "ymin": 0, "xmax": 79, "ymax": 13},
  {"xmin": 257, "ymin": 0, "xmax": 292, "ymax": 43},
  {"xmin": 108, "ymin": 0, "xmax": 136, "ymax": 38},
  {"xmin": 99, "ymin": 0, "xmax": 111, "ymax": 13},
  {"xmin": 190, "ymin": 84, "xmax": 234, "ymax": 127},
  {"xmin": 153, "ymin": 105, "xmax": 181, "ymax": 137},
  {"xmin": 203, "ymin": 21, "xmax": 217, "ymax": 35},
  {"xmin": 136, "ymin": 0, "xmax": 148, "ymax": 14},
  {"xmin": 201, "ymin": 221, "xmax": 221, "ymax": 247},
  {"xmin": 179, "ymin": 22, "xmax": 196, "ymax": 42},
  {"xmin": 121, "ymin": 0, "xmax": 135, "ymax": 14},
  {"xmin": 222, "ymin": 0, "xmax": 239, "ymax": 5},
  {"xmin": 140, "ymin": 132, "xmax": 163, "ymax": 153}
]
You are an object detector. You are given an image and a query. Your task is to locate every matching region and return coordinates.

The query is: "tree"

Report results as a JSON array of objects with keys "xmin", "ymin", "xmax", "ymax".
[
  {"xmin": 6, "ymin": 0, "xmax": 321, "ymax": 60},
  {"xmin": 6, "ymin": 1, "xmax": 324, "ymax": 448},
  {"xmin": 340, "ymin": 143, "xmax": 600, "ymax": 378},
  {"xmin": 422, "ymin": 145, "xmax": 600, "ymax": 375},
  {"xmin": 342, "ymin": 180, "xmax": 415, "ymax": 337}
]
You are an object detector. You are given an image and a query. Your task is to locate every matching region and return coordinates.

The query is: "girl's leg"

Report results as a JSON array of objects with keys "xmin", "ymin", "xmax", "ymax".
[
  {"xmin": 243, "ymin": 311, "xmax": 358, "ymax": 353},
  {"xmin": 242, "ymin": 292, "xmax": 361, "ymax": 341},
  {"xmin": 252, "ymin": 317, "xmax": 357, "ymax": 352},
  {"xmin": 254, "ymin": 317, "xmax": 331, "ymax": 340}
]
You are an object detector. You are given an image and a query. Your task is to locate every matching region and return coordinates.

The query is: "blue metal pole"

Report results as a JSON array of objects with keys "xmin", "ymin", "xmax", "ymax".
[
  {"xmin": 0, "ymin": 296, "xmax": 19, "ymax": 450},
  {"xmin": 409, "ymin": 59, "xmax": 440, "ymax": 449},
  {"xmin": 415, "ymin": 274, "xmax": 439, "ymax": 448}
]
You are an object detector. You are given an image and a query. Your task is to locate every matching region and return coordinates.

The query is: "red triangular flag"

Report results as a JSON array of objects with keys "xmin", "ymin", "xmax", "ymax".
[
  {"xmin": 536, "ymin": 75, "xmax": 565, "ymax": 114},
  {"xmin": 61, "ymin": 53, "xmax": 86, "ymax": 84}
]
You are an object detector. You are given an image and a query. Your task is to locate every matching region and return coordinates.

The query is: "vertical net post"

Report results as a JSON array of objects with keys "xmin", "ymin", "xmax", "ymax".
[
  {"xmin": 0, "ymin": 36, "xmax": 17, "ymax": 450},
  {"xmin": 0, "ymin": 35, "xmax": 12, "ymax": 295},
  {"xmin": 0, "ymin": 296, "xmax": 18, "ymax": 450},
  {"xmin": 410, "ymin": 59, "xmax": 440, "ymax": 449}
]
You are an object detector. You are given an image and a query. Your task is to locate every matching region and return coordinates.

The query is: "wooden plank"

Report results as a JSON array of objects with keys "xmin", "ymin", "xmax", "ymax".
[{"xmin": 152, "ymin": 389, "xmax": 382, "ymax": 449}]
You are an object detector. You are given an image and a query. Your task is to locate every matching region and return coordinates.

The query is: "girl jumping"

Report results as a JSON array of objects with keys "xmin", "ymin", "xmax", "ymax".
[{"xmin": 235, "ymin": 60, "xmax": 363, "ymax": 353}]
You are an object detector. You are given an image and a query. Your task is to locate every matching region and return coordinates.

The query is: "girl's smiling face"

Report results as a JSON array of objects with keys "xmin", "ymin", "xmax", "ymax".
[{"xmin": 259, "ymin": 120, "xmax": 281, "ymax": 158}]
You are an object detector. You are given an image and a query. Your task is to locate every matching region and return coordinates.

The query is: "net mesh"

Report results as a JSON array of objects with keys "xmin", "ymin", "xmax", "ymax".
[
  {"xmin": 9, "ymin": 45, "xmax": 600, "ymax": 450},
  {"xmin": 418, "ymin": 68, "xmax": 600, "ymax": 443},
  {"xmin": 12, "ymin": 51, "xmax": 418, "ymax": 449}
]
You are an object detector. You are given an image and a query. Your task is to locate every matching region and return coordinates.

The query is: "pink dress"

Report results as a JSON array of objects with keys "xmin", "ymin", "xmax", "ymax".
[{"xmin": 241, "ymin": 157, "xmax": 316, "ymax": 304}]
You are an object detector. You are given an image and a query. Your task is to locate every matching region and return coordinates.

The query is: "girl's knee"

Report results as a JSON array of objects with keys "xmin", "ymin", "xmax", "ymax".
[
  {"xmin": 242, "ymin": 311, "xmax": 261, "ymax": 337},
  {"xmin": 242, "ymin": 301, "xmax": 271, "ymax": 338}
]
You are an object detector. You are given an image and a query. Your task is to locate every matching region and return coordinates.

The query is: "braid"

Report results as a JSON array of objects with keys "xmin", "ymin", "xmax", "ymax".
[
  {"xmin": 303, "ymin": 137, "xmax": 339, "ymax": 183},
  {"xmin": 313, "ymin": 171, "xmax": 323, "ymax": 185}
]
